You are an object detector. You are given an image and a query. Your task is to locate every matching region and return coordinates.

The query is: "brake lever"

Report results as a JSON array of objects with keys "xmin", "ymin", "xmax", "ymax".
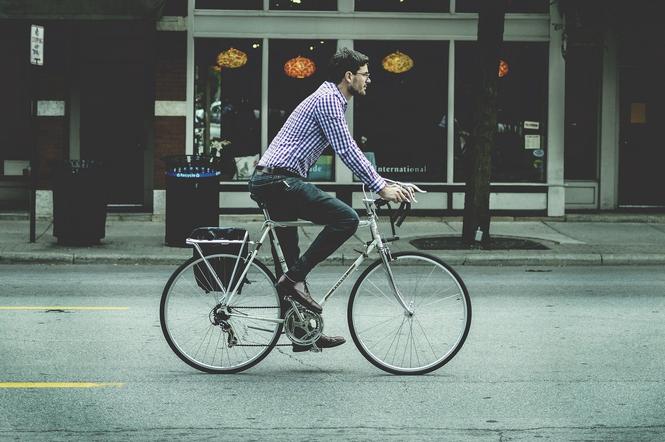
[{"xmin": 395, "ymin": 202, "xmax": 411, "ymax": 227}]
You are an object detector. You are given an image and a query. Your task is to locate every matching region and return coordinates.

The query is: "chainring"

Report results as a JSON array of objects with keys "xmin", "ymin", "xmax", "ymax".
[{"xmin": 283, "ymin": 306, "xmax": 324, "ymax": 346}]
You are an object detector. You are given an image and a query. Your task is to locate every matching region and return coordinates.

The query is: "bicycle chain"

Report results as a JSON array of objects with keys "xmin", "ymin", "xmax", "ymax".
[
  {"xmin": 226, "ymin": 305, "xmax": 288, "ymax": 347},
  {"xmin": 227, "ymin": 306, "xmax": 280, "ymax": 309}
]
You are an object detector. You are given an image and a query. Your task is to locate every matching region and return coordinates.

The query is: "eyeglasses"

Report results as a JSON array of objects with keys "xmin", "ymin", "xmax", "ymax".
[{"xmin": 355, "ymin": 71, "xmax": 371, "ymax": 79}]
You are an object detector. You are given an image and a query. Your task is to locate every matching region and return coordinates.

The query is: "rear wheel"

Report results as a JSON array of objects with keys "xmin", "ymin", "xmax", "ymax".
[
  {"xmin": 348, "ymin": 252, "xmax": 471, "ymax": 375},
  {"xmin": 160, "ymin": 254, "xmax": 283, "ymax": 373}
]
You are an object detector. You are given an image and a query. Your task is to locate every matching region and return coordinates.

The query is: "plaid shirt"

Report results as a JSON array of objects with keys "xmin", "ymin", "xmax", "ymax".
[{"xmin": 258, "ymin": 82, "xmax": 386, "ymax": 193}]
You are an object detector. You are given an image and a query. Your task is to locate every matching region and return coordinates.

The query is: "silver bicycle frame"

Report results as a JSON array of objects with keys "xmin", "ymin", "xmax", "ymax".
[{"xmin": 185, "ymin": 187, "xmax": 416, "ymax": 326}]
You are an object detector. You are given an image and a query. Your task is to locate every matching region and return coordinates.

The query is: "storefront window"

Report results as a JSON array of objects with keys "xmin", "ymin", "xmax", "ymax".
[
  {"xmin": 354, "ymin": 41, "xmax": 448, "ymax": 182},
  {"xmin": 455, "ymin": 0, "xmax": 548, "ymax": 13},
  {"xmin": 195, "ymin": 0, "xmax": 262, "ymax": 10},
  {"xmin": 454, "ymin": 42, "xmax": 548, "ymax": 183},
  {"xmin": 268, "ymin": 39, "xmax": 337, "ymax": 181},
  {"xmin": 355, "ymin": 0, "xmax": 449, "ymax": 13},
  {"xmin": 564, "ymin": 43, "xmax": 601, "ymax": 180},
  {"xmin": 270, "ymin": 0, "xmax": 337, "ymax": 11},
  {"xmin": 194, "ymin": 38, "xmax": 262, "ymax": 180},
  {"xmin": 0, "ymin": 23, "xmax": 29, "ymax": 173}
]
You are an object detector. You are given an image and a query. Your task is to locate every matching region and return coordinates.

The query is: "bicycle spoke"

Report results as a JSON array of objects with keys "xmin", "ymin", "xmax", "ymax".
[
  {"xmin": 418, "ymin": 292, "xmax": 463, "ymax": 309},
  {"xmin": 414, "ymin": 315, "xmax": 439, "ymax": 360},
  {"xmin": 366, "ymin": 279, "xmax": 401, "ymax": 308}
]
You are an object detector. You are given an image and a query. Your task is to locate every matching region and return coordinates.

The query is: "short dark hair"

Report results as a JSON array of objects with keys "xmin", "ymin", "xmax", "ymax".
[{"xmin": 326, "ymin": 47, "xmax": 369, "ymax": 83}]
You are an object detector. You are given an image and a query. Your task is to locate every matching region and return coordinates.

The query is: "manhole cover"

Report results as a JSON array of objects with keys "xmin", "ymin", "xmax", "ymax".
[{"xmin": 410, "ymin": 236, "xmax": 549, "ymax": 250}]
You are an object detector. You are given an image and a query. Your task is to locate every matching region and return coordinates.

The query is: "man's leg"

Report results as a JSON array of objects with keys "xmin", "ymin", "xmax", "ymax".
[
  {"xmin": 269, "ymin": 179, "xmax": 352, "ymax": 351},
  {"xmin": 248, "ymin": 173, "xmax": 301, "ymax": 280},
  {"xmin": 284, "ymin": 181, "xmax": 360, "ymax": 282}
]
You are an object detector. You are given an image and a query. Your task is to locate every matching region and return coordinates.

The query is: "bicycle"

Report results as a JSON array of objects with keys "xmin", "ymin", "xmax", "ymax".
[{"xmin": 160, "ymin": 180, "xmax": 471, "ymax": 375}]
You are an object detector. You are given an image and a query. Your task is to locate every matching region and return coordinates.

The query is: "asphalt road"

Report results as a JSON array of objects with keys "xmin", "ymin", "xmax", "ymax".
[{"xmin": 1, "ymin": 264, "xmax": 664, "ymax": 441}]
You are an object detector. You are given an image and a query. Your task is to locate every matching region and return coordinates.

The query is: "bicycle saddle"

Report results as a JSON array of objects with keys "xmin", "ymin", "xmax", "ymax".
[{"xmin": 249, "ymin": 193, "xmax": 266, "ymax": 209}]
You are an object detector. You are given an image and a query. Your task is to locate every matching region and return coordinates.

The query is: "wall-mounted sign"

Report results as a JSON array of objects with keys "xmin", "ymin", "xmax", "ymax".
[
  {"xmin": 524, "ymin": 134, "xmax": 541, "ymax": 150},
  {"xmin": 524, "ymin": 120, "xmax": 540, "ymax": 130},
  {"xmin": 30, "ymin": 25, "xmax": 44, "ymax": 66}
]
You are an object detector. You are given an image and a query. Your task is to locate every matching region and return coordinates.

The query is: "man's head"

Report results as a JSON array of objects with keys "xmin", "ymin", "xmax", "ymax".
[{"xmin": 327, "ymin": 47, "xmax": 371, "ymax": 98}]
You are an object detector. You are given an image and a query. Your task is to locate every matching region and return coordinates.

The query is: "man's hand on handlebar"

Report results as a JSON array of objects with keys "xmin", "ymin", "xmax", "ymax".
[{"xmin": 378, "ymin": 184, "xmax": 413, "ymax": 203}]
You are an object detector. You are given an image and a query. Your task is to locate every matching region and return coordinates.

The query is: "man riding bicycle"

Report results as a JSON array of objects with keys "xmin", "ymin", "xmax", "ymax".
[{"xmin": 248, "ymin": 47, "xmax": 413, "ymax": 352}]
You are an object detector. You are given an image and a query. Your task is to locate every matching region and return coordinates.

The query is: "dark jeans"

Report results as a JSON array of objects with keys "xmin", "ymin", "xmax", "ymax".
[{"xmin": 248, "ymin": 170, "xmax": 359, "ymax": 281}]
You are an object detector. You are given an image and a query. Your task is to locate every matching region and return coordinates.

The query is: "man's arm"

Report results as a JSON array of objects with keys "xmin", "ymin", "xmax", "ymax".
[{"xmin": 314, "ymin": 97, "xmax": 386, "ymax": 193}]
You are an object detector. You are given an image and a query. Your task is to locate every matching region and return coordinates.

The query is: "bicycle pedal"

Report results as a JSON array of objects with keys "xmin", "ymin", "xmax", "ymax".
[{"xmin": 309, "ymin": 344, "xmax": 321, "ymax": 353}]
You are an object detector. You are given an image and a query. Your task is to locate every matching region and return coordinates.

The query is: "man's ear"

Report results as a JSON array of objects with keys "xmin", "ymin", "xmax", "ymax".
[{"xmin": 344, "ymin": 71, "xmax": 353, "ymax": 83}]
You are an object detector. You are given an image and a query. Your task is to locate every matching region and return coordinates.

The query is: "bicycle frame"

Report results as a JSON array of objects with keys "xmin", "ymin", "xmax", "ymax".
[{"xmin": 185, "ymin": 189, "xmax": 416, "ymax": 327}]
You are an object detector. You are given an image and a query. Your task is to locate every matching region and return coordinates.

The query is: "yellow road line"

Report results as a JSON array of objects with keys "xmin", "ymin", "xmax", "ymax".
[
  {"xmin": 0, "ymin": 306, "xmax": 129, "ymax": 311},
  {"xmin": 0, "ymin": 382, "xmax": 125, "ymax": 389}
]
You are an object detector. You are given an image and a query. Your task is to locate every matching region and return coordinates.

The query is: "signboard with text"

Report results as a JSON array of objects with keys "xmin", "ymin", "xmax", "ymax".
[{"xmin": 30, "ymin": 25, "xmax": 44, "ymax": 66}]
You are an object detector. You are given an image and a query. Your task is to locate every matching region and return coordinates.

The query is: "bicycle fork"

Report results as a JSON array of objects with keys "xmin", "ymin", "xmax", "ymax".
[
  {"xmin": 379, "ymin": 251, "xmax": 415, "ymax": 317},
  {"xmin": 369, "ymin": 212, "xmax": 415, "ymax": 317}
]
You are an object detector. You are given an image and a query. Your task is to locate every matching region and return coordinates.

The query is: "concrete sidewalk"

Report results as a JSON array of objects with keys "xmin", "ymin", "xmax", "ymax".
[{"xmin": 2, "ymin": 213, "xmax": 665, "ymax": 266}]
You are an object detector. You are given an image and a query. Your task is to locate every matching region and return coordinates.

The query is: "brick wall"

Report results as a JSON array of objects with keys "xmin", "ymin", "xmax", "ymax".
[
  {"xmin": 155, "ymin": 32, "xmax": 187, "ymax": 101},
  {"xmin": 153, "ymin": 29, "xmax": 187, "ymax": 189},
  {"xmin": 154, "ymin": 117, "xmax": 186, "ymax": 189},
  {"xmin": 35, "ymin": 117, "xmax": 67, "ymax": 189}
]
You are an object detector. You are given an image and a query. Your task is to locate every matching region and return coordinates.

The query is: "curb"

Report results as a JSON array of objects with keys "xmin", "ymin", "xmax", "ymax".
[{"xmin": 3, "ymin": 252, "xmax": 665, "ymax": 266}]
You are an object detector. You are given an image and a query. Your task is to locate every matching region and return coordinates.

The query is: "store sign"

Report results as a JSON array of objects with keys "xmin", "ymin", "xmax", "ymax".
[
  {"xmin": 30, "ymin": 25, "xmax": 44, "ymax": 66},
  {"xmin": 524, "ymin": 134, "xmax": 541, "ymax": 150}
]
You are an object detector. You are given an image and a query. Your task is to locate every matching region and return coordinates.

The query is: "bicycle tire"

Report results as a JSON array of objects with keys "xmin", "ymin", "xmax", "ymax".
[
  {"xmin": 348, "ymin": 252, "xmax": 471, "ymax": 375},
  {"xmin": 160, "ymin": 254, "xmax": 283, "ymax": 374}
]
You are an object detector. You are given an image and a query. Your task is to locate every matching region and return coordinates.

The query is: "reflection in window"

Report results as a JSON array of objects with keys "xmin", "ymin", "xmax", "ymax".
[
  {"xmin": 564, "ymin": 43, "xmax": 601, "ymax": 180},
  {"xmin": 0, "ymin": 23, "xmax": 29, "ymax": 168},
  {"xmin": 355, "ymin": 0, "xmax": 449, "ymax": 13},
  {"xmin": 270, "ymin": 0, "xmax": 336, "ymax": 10},
  {"xmin": 194, "ymin": 38, "xmax": 262, "ymax": 180},
  {"xmin": 456, "ymin": 0, "xmax": 548, "ymax": 13},
  {"xmin": 196, "ymin": 0, "xmax": 262, "ymax": 9},
  {"xmin": 268, "ymin": 39, "xmax": 337, "ymax": 181},
  {"xmin": 454, "ymin": 42, "xmax": 548, "ymax": 183},
  {"xmin": 354, "ymin": 41, "xmax": 448, "ymax": 182}
]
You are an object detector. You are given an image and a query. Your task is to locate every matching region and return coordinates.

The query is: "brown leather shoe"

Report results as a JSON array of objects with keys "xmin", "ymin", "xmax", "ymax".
[
  {"xmin": 292, "ymin": 334, "xmax": 346, "ymax": 352},
  {"xmin": 276, "ymin": 275, "xmax": 323, "ymax": 314}
]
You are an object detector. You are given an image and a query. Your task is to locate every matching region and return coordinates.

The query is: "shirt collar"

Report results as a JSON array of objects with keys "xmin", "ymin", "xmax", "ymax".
[{"xmin": 324, "ymin": 81, "xmax": 348, "ymax": 108}]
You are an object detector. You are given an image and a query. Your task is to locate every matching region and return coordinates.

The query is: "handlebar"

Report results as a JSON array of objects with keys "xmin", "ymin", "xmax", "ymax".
[
  {"xmin": 374, "ymin": 199, "xmax": 411, "ymax": 237},
  {"xmin": 370, "ymin": 180, "xmax": 426, "ymax": 235},
  {"xmin": 362, "ymin": 180, "xmax": 426, "ymax": 236}
]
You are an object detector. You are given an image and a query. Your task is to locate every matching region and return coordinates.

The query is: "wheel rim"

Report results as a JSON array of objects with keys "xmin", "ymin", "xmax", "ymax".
[
  {"xmin": 162, "ymin": 255, "xmax": 281, "ymax": 372},
  {"xmin": 351, "ymin": 254, "xmax": 470, "ymax": 373}
]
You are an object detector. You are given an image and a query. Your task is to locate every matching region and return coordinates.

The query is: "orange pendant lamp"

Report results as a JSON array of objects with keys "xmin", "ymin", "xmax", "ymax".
[
  {"xmin": 498, "ymin": 59, "xmax": 509, "ymax": 77},
  {"xmin": 216, "ymin": 47, "xmax": 248, "ymax": 69},
  {"xmin": 382, "ymin": 51, "xmax": 414, "ymax": 74},
  {"xmin": 284, "ymin": 56, "xmax": 316, "ymax": 79}
]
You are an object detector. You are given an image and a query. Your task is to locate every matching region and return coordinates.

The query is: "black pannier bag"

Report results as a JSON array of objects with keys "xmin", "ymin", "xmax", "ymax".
[{"xmin": 190, "ymin": 227, "xmax": 249, "ymax": 293}]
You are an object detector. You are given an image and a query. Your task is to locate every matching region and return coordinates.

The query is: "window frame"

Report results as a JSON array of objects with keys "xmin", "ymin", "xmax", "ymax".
[{"xmin": 187, "ymin": 0, "xmax": 552, "ymax": 185}]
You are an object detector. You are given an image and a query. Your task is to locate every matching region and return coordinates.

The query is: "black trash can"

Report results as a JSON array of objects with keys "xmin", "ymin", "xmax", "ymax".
[
  {"xmin": 164, "ymin": 155, "xmax": 221, "ymax": 247},
  {"xmin": 53, "ymin": 160, "xmax": 107, "ymax": 245}
]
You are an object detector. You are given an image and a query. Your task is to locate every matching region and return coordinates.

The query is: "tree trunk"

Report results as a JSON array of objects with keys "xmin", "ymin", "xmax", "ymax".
[{"xmin": 462, "ymin": 0, "xmax": 508, "ymax": 246}]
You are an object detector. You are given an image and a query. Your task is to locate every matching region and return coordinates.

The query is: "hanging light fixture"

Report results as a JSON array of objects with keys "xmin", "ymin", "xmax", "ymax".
[
  {"xmin": 498, "ymin": 59, "xmax": 509, "ymax": 78},
  {"xmin": 284, "ymin": 56, "xmax": 316, "ymax": 79},
  {"xmin": 382, "ymin": 51, "xmax": 414, "ymax": 74},
  {"xmin": 216, "ymin": 47, "xmax": 248, "ymax": 69}
]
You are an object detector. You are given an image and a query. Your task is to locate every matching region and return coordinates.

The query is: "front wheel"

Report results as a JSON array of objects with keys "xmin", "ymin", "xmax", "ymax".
[{"xmin": 348, "ymin": 252, "xmax": 471, "ymax": 375}]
